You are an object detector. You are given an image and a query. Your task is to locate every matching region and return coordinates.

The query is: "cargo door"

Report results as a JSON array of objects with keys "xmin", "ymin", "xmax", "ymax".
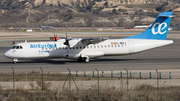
[{"xmin": 129, "ymin": 40, "xmax": 134, "ymax": 54}]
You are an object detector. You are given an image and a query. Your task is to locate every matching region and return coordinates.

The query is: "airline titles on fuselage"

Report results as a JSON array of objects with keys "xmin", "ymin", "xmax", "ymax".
[{"xmin": 30, "ymin": 44, "xmax": 57, "ymax": 49}]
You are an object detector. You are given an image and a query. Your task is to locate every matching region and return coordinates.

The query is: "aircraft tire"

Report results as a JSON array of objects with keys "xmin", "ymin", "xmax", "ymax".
[
  {"xmin": 78, "ymin": 56, "xmax": 89, "ymax": 63},
  {"xmin": 78, "ymin": 57, "xmax": 83, "ymax": 62},
  {"xmin": 13, "ymin": 59, "xmax": 18, "ymax": 64},
  {"xmin": 84, "ymin": 57, "xmax": 89, "ymax": 63}
]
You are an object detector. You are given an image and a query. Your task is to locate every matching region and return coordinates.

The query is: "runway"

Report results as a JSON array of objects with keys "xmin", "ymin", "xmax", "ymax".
[{"xmin": 0, "ymin": 38, "xmax": 179, "ymax": 73}]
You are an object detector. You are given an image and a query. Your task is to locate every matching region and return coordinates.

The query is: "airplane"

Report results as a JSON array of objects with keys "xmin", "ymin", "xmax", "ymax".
[
  {"xmin": 39, "ymin": 25, "xmax": 53, "ymax": 30},
  {"xmin": 134, "ymin": 24, "xmax": 151, "ymax": 29},
  {"xmin": 4, "ymin": 11, "xmax": 174, "ymax": 63}
]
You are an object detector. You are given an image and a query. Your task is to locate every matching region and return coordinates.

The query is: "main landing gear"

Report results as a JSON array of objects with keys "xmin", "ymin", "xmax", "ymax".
[{"xmin": 78, "ymin": 56, "xmax": 89, "ymax": 63}]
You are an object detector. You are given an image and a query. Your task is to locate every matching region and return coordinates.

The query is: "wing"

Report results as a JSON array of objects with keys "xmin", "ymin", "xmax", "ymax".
[
  {"xmin": 81, "ymin": 37, "xmax": 108, "ymax": 45},
  {"xmin": 59, "ymin": 37, "xmax": 108, "ymax": 46}
]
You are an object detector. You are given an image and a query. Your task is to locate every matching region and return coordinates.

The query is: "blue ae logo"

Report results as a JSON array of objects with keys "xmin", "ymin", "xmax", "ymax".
[{"xmin": 152, "ymin": 22, "xmax": 167, "ymax": 35}]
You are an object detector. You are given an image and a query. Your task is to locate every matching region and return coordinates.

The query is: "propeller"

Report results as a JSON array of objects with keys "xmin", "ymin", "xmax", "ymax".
[
  {"xmin": 63, "ymin": 32, "xmax": 70, "ymax": 57},
  {"xmin": 63, "ymin": 32, "xmax": 69, "ymax": 45}
]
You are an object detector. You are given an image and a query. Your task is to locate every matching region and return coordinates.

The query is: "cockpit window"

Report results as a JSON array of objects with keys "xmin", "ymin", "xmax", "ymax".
[
  {"xmin": 12, "ymin": 46, "xmax": 16, "ymax": 49},
  {"xmin": 11, "ymin": 46, "xmax": 23, "ymax": 49},
  {"xmin": 16, "ymin": 46, "xmax": 19, "ymax": 49}
]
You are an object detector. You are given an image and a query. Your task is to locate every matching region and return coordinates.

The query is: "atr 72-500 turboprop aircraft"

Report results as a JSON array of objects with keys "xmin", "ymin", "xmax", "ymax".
[{"xmin": 4, "ymin": 11, "xmax": 174, "ymax": 63}]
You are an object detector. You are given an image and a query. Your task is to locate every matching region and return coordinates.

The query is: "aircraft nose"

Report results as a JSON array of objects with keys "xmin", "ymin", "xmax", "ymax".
[
  {"xmin": 4, "ymin": 51, "xmax": 8, "ymax": 57},
  {"xmin": 4, "ymin": 51, "xmax": 10, "ymax": 58}
]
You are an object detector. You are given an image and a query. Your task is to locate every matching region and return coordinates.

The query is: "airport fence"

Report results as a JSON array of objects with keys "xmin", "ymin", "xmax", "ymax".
[
  {"xmin": 74, "ymin": 69, "xmax": 173, "ymax": 79},
  {"xmin": 0, "ymin": 67, "xmax": 179, "ymax": 93}
]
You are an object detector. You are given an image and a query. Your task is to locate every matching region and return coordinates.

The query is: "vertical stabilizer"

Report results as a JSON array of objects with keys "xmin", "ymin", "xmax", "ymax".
[{"xmin": 124, "ymin": 11, "xmax": 173, "ymax": 40}]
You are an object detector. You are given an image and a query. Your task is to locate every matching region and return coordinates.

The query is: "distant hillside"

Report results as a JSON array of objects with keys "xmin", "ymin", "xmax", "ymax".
[{"xmin": 0, "ymin": 0, "xmax": 180, "ymax": 27}]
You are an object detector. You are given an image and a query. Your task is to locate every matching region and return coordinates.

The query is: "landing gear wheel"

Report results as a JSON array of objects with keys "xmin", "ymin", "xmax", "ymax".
[
  {"xmin": 78, "ymin": 56, "xmax": 90, "ymax": 63},
  {"xmin": 12, "ymin": 59, "xmax": 18, "ymax": 64},
  {"xmin": 78, "ymin": 57, "xmax": 83, "ymax": 62},
  {"xmin": 84, "ymin": 57, "xmax": 89, "ymax": 63}
]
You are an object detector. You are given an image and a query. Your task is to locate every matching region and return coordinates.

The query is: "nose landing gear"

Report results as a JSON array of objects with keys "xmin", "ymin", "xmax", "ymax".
[{"xmin": 12, "ymin": 59, "xmax": 18, "ymax": 64}]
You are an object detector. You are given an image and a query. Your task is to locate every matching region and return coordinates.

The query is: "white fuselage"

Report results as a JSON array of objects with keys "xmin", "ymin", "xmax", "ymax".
[{"xmin": 4, "ymin": 39, "xmax": 173, "ymax": 61}]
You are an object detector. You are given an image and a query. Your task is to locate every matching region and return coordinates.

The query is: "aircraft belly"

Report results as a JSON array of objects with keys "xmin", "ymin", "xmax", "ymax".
[
  {"xmin": 67, "ymin": 50, "xmax": 105, "ymax": 59},
  {"xmin": 83, "ymin": 51, "xmax": 104, "ymax": 58},
  {"xmin": 65, "ymin": 49, "xmax": 83, "ymax": 59}
]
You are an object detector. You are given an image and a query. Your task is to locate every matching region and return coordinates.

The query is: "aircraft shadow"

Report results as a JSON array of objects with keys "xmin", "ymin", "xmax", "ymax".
[
  {"xmin": 0, "ymin": 58, "xmax": 141, "ymax": 65},
  {"xmin": 22, "ymin": 59, "xmax": 67, "ymax": 64},
  {"xmin": 91, "ymin": 58, "xmax": 141, "ymax": 62},
  {"xmin": 0, "ymin": 60, "xmax": 66, "ymax": 65}
]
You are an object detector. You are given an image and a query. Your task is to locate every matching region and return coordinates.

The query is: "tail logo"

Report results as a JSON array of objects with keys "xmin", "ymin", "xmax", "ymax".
[{"xmin": 152, "ymin": 22, "xmax": 167, "ymax": 35}]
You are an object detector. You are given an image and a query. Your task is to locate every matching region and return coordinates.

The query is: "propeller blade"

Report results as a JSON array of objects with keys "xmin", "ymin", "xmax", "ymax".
[
  {"xmin": 63, "ymin": 32, "xmax": 69, "ymax": 45},
  {"xmin": 65, "ymin": 32, "xmax": 69, "ymax": 57},
  {"xmin": 66, "ymin": 32, "xmax": 67, "ymax": 39}
]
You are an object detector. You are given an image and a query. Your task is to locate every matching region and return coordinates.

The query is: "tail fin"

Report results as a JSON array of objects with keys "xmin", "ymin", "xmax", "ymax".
[{"xmin": 124, "ymin": 11, "xmax": 173, "ymax": 40}]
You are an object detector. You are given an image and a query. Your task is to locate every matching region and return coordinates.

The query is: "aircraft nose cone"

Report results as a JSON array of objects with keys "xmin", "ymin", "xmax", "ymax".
[
  {"xmin": 4, "ymin": 52, "xmax": 8, "ymax": 57},
  {"xmin": 4, "ymin": 51, "xmax": 10, "ymax": 58}
]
